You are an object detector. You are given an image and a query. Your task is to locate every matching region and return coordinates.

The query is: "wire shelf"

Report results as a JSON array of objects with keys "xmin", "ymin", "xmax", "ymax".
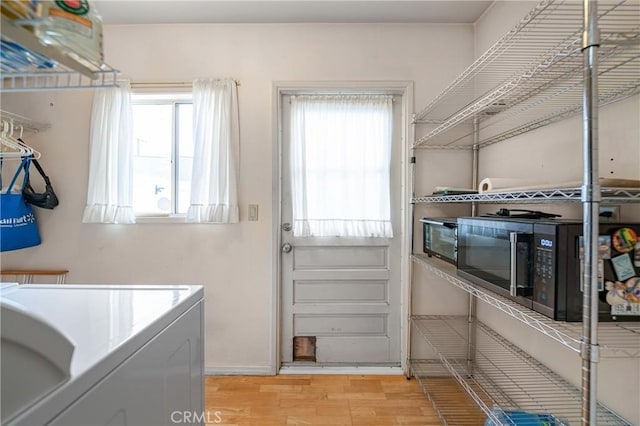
[
  {"xmin": 1, "ymin": 70, "xmax": 119, "ymax": 92},
  {"xmin": 412, "ymin": 186, "xmax": 640, "ymax": 204},
  {"xmin": 411, "ymin": 316, "xmax": 632, "ymax": 425},
  {"xmin": 1, "ymin": 16, "xmax": 119, "ymax": 92},
  {"xmin": 0, "ymin": 109, "xmax": 48, "ymax": 133},
  {"xmin": 410, "ymin": 360, "xmax": 493, "ymax": 425},
  {"xmin": 412, "ymin": 254, "xmax": 640, "ymax": 358},
  {"xmin": 413, "ymin": 0, "xmax": 640, "ymax": 148}
]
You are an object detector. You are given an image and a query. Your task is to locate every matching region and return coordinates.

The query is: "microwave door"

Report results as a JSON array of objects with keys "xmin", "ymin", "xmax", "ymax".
[{"xmin": 457, "ymin": 219, "xmax": 534, "ymax": 308}]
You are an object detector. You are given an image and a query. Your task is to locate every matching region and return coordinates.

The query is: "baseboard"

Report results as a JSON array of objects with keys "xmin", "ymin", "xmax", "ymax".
[
  {"xmin": 205, "ymin": 365, "xmax": 275, "ymax": 376},
  {"xmin": 205, "ymin": 365, "xmax": 406, "ymax": 376},
  {"xmin": 279, "ymin": 365, "xmax": 405, "ymax": 375}
]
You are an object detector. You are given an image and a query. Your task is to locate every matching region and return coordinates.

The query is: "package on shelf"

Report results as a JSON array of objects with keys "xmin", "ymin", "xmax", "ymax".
[
  {"xmin": 0, "ymin": 0, "xmax": 37, "ymax": 21},
  {"xmin": 34, "ymin": 0, "xmax": 104, "ymax": 68},
  {"xmin": 484, "ymin": 406, "xmax": 569, "ymax": 426},
  {"xmin": 0, "ymin": 39, "xmax": 56, "ymax": 71}
]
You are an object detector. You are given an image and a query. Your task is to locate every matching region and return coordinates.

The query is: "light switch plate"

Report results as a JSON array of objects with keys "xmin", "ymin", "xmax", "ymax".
[{"xmin": 248, "ymin": 204, "xmax": 259, "ymax": 221}]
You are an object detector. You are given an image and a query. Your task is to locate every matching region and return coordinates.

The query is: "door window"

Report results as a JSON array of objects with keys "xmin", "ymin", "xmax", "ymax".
[{"xmin": 289, "ymin": 95, "xmax": 393, "ymax": 238}]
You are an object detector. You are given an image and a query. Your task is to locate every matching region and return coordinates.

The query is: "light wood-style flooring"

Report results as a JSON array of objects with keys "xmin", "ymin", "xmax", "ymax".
[{"xmin": 204, "ymin": 374, "xmax": 444, "ymax": 425}]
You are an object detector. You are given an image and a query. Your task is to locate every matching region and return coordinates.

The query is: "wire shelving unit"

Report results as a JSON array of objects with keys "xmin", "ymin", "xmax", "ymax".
[
  {"xmin": 413, "ymin": 254, "xmax": 640, "ymax": 358},
  {"xmin": 412, "ymin": 0, "xmax": 640, "ymax": 149},
  {"xmin": 412, "ymin": 186, "xmax": 640, "ymax": 204},
  {"xmin": 409, "ymin": 360, "xmax": 490, "ymax": 425},
  {"xmin": 410, "ymin": 316, "xmax": 632, "ymax": 425},
  {"xmin": 408, "ymin": 0, "xmax": 640, "ymax": 423}
]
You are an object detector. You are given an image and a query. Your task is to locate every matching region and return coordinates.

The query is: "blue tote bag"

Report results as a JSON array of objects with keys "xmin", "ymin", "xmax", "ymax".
[{"xmin": 0, "ymin": 156, "xmax": 41, "ymax": 252}]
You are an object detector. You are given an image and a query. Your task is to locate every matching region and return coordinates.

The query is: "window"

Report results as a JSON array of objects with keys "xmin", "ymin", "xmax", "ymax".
[
  {"xmin": 84, "ymin": 79, "xmax": 238, "ymax": 224},
  {"xmin": 131, "ymin": 93, "xmax": 193, "ymax": 216}
]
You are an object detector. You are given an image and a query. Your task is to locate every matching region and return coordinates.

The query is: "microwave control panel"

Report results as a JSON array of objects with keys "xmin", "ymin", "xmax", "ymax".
[{"xmin": 534, "ymin": 234, "xmax": 556, "ymax": 307}]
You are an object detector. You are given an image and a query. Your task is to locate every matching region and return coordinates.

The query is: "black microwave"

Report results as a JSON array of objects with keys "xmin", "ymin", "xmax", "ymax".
[
  {"xmin": 420, "ymin": 218, "xmax": 457, "ymax": 265},
  {"xmin": 457, "ymin": 217, "xmax": 640, "ymax": 322}
]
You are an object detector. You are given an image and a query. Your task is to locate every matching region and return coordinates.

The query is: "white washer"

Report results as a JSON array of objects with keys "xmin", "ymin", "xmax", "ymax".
[{"xmin": 1, "ymin": 284, "xmax": 204, "ymax": 426}]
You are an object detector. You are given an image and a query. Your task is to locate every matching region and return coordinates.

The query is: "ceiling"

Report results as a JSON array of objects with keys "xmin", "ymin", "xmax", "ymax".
[{"xmin": 95, "ymin": 1, "xmax": 494, "ymax": 25}]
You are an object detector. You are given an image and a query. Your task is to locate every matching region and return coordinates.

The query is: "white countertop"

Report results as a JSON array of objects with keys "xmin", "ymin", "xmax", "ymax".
[{"xmin": 0, "ymin": 283, "xmax": 204, "ymax": 424}]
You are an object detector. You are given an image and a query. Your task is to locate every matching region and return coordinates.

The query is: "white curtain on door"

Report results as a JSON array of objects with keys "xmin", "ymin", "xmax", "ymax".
[
  {"xmin": 82, "ymin": 82, "xmax": 136, "ymax": 224},
  {"xmin": 187, "ymin": 78, "xmax": 239, "ymax": 223},
  {"xmin": 290, "ymin": 95, "xmax": 393, "ymax": 238}
]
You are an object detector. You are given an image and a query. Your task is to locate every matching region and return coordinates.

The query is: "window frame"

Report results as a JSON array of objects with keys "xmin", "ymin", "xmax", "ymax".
[{"xmin": 131, "ymin": 91, "xmax": 193, "ymax": 222}]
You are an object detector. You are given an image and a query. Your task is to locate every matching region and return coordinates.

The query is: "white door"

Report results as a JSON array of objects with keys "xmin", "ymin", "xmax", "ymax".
[{"xmin": 279, "ymin": 91, "xmax": 403, "ymax": 365}]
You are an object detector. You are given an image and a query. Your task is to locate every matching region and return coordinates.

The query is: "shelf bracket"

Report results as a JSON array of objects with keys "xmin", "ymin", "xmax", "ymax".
[{"xmin": 581, "ymin": 341, "xmax": 601, "ymax": 363}]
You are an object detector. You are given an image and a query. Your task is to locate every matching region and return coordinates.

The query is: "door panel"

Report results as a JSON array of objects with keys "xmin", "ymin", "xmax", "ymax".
[
  {"xmin": 292, "ymin": 270, "xmax": 390, "ymax": 281},
  {"xmin": 294, "ymin": 280, "xmax": 388, "ymax": 303},
  {"xmin": 294, "ymin": 314, "xmax": 387, "ymax": 335},
  {"xmin": 315, "ymin": 337, "xmax": 391, "ymax": 363},
  {"xmin": 294, "ymin": 246, "xmax": 388, "ymax": 269},
  {"xmin": 280, "ymin": 92, "xmax": 402, "ymax": 365}
]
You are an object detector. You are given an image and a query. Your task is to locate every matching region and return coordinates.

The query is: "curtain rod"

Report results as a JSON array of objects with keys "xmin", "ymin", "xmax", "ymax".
[{"xmin": 130, "ymin": 80, "xmax": 240, "ymax": 88}]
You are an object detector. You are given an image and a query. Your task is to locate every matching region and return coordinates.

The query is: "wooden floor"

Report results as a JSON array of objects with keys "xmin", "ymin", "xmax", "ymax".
[{"xmin": 204, "ymin": 374, "xmax": 444, "ymax": 425}]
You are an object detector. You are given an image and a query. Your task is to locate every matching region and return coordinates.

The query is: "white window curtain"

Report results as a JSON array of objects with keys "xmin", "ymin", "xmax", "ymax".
[
  {"xmin": 187, "ymin": 78, "xmax": 239, "ymax": 223},
  {"xmin": 290, "ymin": 95, "xmax": 393, "ymax": 238},
  {"xmin": 82, "ymin": 82, "xmax": 136, "ymax": 224}
]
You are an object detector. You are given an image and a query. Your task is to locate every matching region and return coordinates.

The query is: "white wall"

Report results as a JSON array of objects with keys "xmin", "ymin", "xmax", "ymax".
[
  {"xmin": 0, "ymin": 22, "xmax": 475, "ymax": 373},
  {"xmin": 474, "ymin": 1, "xmax": 538, "ymax": 56}
]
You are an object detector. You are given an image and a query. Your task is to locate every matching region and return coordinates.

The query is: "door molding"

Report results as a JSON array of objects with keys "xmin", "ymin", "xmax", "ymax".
[{"xmin": 271, "ymin": 81, "xmax": 414, "ymax": 374}]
